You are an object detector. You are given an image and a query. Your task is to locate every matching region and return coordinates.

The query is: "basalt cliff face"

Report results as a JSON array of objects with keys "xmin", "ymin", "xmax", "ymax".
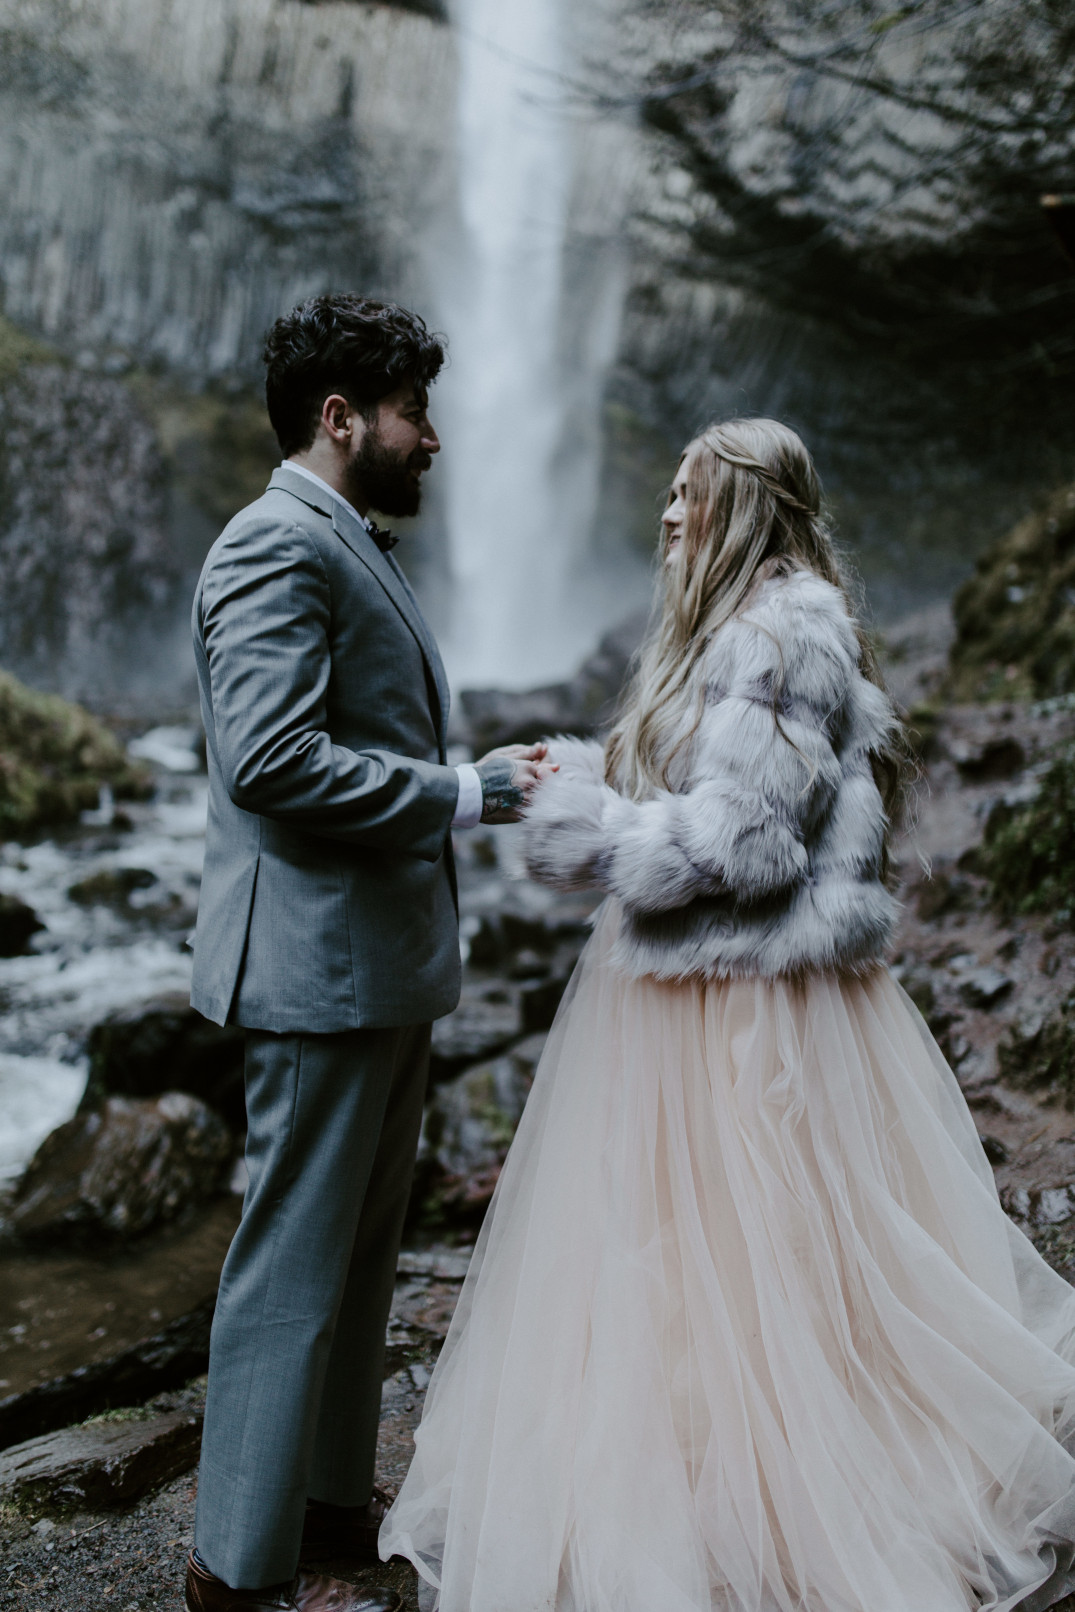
[
  {"xmin": 0, "ymin": 0, "xmax": 455, "ymax": 375},
  {"xmin": 0, "ymin": 0, "xmax": 1071, "ymax": 699},
  {"xmin": 0, "ymin": 0, "xmax": 457, "ymax": 699},
  {"xmin": 0, "ymin": 0, "xmax": 633, "ymax": 699},
  {"xmin": 601, "ymin": 0, "xmax": 1075, "ymax": 615}
]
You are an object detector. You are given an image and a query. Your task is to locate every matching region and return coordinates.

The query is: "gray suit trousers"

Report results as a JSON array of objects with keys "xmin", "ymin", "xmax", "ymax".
[{"xmin": 194, "ymin": 1023, "xmax": 430, "ymax": 1588}]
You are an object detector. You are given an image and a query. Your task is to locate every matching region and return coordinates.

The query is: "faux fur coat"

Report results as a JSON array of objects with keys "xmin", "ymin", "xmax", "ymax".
[{"xmin": 522, "ymin": 568, "xmax": 900, "ymax": 981}]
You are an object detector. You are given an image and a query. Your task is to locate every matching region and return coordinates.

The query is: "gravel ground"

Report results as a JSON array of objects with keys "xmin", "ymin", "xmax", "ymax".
[
  {"xmin": 0, "ymin": 1247, "xmax": 469, "ymax": 1612},
  {"xmin": 0, "ymin": 1361, "xmax": 433, "ymax": 1612}
]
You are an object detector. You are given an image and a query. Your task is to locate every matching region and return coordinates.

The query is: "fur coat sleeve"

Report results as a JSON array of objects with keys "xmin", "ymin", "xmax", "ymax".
[{"xmin": 523, "ymin": 570, "xmax": 868, "ymax": 915}]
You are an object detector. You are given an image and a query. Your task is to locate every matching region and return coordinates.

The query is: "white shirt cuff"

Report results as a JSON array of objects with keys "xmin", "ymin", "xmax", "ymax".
[{"xmin": 451, "ymin": 763, "xmax": 484, "ymax": 830}]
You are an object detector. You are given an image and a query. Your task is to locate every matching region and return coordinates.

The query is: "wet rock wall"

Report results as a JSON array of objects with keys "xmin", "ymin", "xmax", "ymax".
[
  {"xmin": 602, "ymin": 0, "xmax": 1075, "ymax": 616},
  {"xmin": 0, "ymin": 0, "xmax": 458, "ymax": 701}
]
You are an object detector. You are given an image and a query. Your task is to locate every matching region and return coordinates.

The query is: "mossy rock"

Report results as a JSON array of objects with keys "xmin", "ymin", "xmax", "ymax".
[
  {"xmin": 998, "ymin": 999, "xmax": 1075, "ymax": 1107},
  {"xmin": 979, "ymin": 744, "xmax": 1075, "ymax": 929},
  {"xmin": 946, "ymin": 481, "xmax": 1075, "ymax": 701},
  {"xmin": 0, "ymin": 313, "xmax": 55, "ymax": 386},
  {"xmin": 0, "ymin": 670, "xmax": 151, "ymax": 836}
]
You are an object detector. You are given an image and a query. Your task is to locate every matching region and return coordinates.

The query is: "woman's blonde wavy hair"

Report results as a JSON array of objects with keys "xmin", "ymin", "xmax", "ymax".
[{"xmin": 604, "ymin": 418, "xmax": 908, "ymax": 852}]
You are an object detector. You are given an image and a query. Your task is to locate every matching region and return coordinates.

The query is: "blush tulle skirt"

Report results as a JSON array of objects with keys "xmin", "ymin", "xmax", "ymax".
[{"xmin": 380, "ymin": 901, "xmax": 1075, "ymax": 1611}]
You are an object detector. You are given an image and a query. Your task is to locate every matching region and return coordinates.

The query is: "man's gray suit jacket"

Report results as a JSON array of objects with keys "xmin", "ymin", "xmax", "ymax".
[{"xmin": 190, "ymin": 464, "xmax": 462, "ymax": 1033}]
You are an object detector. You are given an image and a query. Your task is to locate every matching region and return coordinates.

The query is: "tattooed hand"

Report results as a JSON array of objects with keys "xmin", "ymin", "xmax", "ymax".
[{"xmin": 475, "ymin": 743, "xmax": 559, "ymax": 824}]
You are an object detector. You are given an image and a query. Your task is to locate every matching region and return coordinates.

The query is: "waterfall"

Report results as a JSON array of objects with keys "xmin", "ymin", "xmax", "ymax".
[
  {"xmin": 435, "ymin": 0, "xmax": 631, "ymax": 690},
  {"xmin": 0, "ymin": 0, "xmax": 638, "ymax": 699}
]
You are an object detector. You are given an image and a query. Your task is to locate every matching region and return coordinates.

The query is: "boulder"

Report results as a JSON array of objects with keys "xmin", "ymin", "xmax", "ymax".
[
  {"xmin": 84, "ymin": 993, "xmax": 246, "ymax": 1131},
  {"xmin": 998, "ymin": 1002, "xmax": 1075, "ymax": 1106},
  {"xmin": 457, "ymin": 611, "xmax": 646, "ymax": 753},
  {"xmin": 947, "ymin": 481, "xmax": 1075, "ymax": 702},
  {"xmin": 426, "ymin": 1051, "xmax": 534, "ymax": 1180},
  {"xmin": 463, "ymin": 906, "xmax": 593, "ymax": 974},
  {"xmin": 127, "ymin": 725, "xmax": 205, "ymax": 773},
  {"xmin": 413, "ymin": 1036, "xmax": 545, "ymax": 1226},
  {"xmin": 1000, "ymin": 1184, "xmax": 1075, "ymax": 1229},
  {"xmin": 0, "ymin": 668, "xmax": 151, "ymax": 837},
  {"xmin": 68, "ymin": 866, "xmax": 157, "ymax": 905},
  {"xmin": 519, "ymin": 972, "xmax": 574, "ymax": 1032},
  {"xmin": 979, "ymin": 1134, "xmax": 1010, "ymax": 1165},
  {"xmin": 8, "ymin": 1093, "xmax": 232, "ymax": 1244},
  {"xmin": 979, "ymin": 745, "xmax": 1075, "ymax": 929},
  {"xmin": 0, "ymin": 891, "xmax": 44, "ymax": 956},
  {"xmin": 429, "ymin": 986, "xmax": 523, "ymax": 1084},
  {"xmin": 958, "ymin": 967, "xmax": 1014, "ymax": 1009},
  {"xmin": 913, "ymin": 870, "xmax": 979, "ymax": 922},
  {"xmin": 0, "ymin": 1409, "xmax": 202, "ymax": 1507},
  {"xmin": 950, "ymin": 735, "xmax": 1027, "ymax": 782}
]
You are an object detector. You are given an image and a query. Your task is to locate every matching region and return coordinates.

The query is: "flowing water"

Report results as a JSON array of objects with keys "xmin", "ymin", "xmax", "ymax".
[
  {"xmin": 425, "ymin": 0, "xmax": 637, "ymax": 689},
  {"xmin": 0, "ymin": 0, "xmax": 641, "ymax": 697},
  {"xmin": 0, "ymin": 738, "xmax": 206, "ymax": 1183}
]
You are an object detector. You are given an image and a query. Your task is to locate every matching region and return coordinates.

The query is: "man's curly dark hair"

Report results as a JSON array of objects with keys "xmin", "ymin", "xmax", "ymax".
[{"xmin": 262, "ymin": 294, "xmax": 446, "ymax": 457}]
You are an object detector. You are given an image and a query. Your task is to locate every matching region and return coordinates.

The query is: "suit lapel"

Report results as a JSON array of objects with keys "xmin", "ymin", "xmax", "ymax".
[
  {"xmin": 383, "ymin": 551, "xmax": 451, "ymax": 750},
  {"xmin": 330, "ymin": 505, "xmax": 451, "ymax": 755},
  {"xmin": 269, "ymin": 467, "xmax": 449, "ymax": 753}
]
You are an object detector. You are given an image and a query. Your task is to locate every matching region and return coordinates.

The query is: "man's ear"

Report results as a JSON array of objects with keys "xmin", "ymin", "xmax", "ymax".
[{"xmin": 320, "ymin": 393, "xmax": 357, "ymax": 444}]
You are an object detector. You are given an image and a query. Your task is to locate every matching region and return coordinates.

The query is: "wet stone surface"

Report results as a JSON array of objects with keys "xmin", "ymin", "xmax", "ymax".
[
  {"xmin": 8, "ymin": 1095, "xmax": 232, "ymax": 1246},
  {"xmin": 84, "ymin": 998, "xmax": 245, "ymax": 1134},
  {"xmin": 0, "ymin": 1249, "xmax": 470, "ymax": 1611},
  {"xmin": 0, "ymin": 1198, "xmax": 241, "ymax": 1408},
  {"xmin": 0, "ymin": 1409, "xmax": 204, "ymax": 1510},
  {"xmin": 885, "ymin": 621, "xmax": 1075, "ymax": 1283},
  {"xmin": 0, "ymin": 898, "xmax": 42, "ymax": 961}
]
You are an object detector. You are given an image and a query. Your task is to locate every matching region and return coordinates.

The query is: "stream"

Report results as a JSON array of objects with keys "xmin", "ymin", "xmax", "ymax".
[
  {"xmin": 0, "ymin": 730, "xmax": 238, "ymax": 1417},
  {"xmin": 0, "ymin": 730, "xmax": 206, "ymax": 1186}
]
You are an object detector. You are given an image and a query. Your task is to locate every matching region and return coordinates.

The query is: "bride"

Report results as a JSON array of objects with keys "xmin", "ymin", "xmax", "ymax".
[{"xmin": 381, "ymin": 418, "xmax": 1075, "ymax": 1611}]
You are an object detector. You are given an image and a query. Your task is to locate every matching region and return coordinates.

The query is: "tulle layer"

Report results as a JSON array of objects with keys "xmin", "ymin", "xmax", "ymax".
[{"xmin": 382, "ymin": 900, "xmax": 1075, "ymax": 1612}]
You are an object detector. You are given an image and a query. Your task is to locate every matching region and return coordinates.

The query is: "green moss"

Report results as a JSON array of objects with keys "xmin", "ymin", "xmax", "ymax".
[
  {"xmin": 0, "ymin": 670, "xmax": 151, "ymax": 836},
  {"xmin": 79, "ymin": 1404, "xmax": 152, "ymax": 1427},
  {"xmin": 980, "ymin": 745, "xmax": 1075, "ymax": 928},
  {"xmin": 0, "ymin": 314, "xmax": 56, "ymax": 386},
  {"xmin": 128, "ymin": 375, "xmax": 279, "ymax": 531},
  {"xmin": 0, "ymin": 1495, "xmax": 29, "ymax": 1532},
  {"xmin": 466, "ymin": 1071, "xmax": 520, "ymax": 1153},
  {"xmin": 1030, "ymin": 1218, "xmax": 1075, "ymax": 1277},
  {"xmin": 947, "ymin": 481, "xmax": 1075, "ymax": 701}
]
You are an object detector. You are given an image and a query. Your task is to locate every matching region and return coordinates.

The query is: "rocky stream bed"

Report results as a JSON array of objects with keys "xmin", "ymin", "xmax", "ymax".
[{"xmin": 4, "ymin": 596, "xmax": 1075, "ymax": 1608}]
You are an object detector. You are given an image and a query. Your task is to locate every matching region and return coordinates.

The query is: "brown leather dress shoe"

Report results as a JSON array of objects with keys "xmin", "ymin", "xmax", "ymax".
[
  {"xmin": 184, "ymin": 1549, "xmax": 403, "ymax": 1612},
  {"xmin": 299, "ymin": 1488, "xmax": 394, "ymax": 1566}
]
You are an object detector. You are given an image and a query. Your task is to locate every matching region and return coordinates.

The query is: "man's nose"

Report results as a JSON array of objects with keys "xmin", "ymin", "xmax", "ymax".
[{"xmin": 422, "ymin": 419, "xmax": 440, "ymax": 454}]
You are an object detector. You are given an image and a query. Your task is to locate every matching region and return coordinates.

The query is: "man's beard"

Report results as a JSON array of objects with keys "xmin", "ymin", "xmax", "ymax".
[{"xmin": 349, "ymin": 428, "xmax": 428, "ymax": 519}]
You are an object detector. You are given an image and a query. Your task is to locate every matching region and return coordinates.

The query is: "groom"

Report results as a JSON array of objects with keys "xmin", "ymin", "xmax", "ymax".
[{"xmin": 184, "ymin": 294, "xmax": 553, "ymax": 1612}]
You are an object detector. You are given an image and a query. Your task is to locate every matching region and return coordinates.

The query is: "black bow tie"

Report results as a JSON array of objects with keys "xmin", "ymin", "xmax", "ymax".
[{"xmin": 366, "ymin": 520, "xmax": 397, "ymax": 553}]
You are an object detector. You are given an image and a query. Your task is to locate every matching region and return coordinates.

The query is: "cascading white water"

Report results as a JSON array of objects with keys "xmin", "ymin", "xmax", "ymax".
[
  {"xmin": 435, "ymin": 0, "xmax": 630, "ymax": 690},
  {"xmin": 0, "ymin": 0, "xmax": 638, "ymax": 696}
]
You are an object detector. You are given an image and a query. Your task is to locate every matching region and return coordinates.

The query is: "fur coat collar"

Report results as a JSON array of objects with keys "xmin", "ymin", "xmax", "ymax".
[{"xmin": 522, "ymin": 568, "xmax": 900, "ymax": 982}]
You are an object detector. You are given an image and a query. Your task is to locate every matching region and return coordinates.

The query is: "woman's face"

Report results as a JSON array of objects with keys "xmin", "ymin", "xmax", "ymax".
[{"xmin": 661, "ymin": 462, "xmax": 688, "ymax": 564}]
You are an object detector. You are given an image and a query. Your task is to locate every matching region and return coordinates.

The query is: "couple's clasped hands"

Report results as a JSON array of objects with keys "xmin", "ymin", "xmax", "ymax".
[{"xmin": 474, "ymin": 742, "xmax": 559, "ymax": 824}]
